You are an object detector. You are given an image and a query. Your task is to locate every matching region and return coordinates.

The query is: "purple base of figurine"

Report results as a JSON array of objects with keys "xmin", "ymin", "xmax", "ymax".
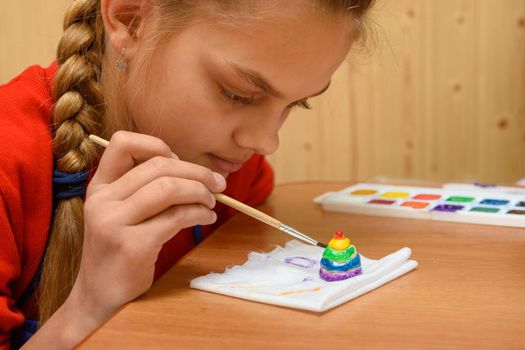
[{"xmin": 319, "ymin": 267, "xmax": 362, "ymax": 282}]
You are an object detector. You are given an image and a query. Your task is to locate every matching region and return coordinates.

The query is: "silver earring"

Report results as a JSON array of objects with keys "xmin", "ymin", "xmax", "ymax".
[{"xmin": 115, "ymin": 48, "xmax": 128, "ymax": 71}]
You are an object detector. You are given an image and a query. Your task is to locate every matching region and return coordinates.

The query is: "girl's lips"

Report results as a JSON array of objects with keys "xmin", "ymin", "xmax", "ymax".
[{"xmin": 208, "ymin": 154, "xmax": 245, "ymax": 173}]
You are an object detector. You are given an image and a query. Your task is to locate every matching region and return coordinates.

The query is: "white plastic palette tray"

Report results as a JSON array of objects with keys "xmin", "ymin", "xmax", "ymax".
[{"xmin": 314, "ymin": 183, "xmax": 525, "ymax": 228}]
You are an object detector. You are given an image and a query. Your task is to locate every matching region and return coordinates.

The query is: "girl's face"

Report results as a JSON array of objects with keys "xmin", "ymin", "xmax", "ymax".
[{"xmin": 126, "ymin": 7, "xmax": 353, "ymax": 176}]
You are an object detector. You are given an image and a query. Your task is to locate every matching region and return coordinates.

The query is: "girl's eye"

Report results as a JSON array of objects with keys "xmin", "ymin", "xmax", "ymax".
[
  {"xmin": 219, "ymin": 86, "xmax": 254, "ymax": 105},
  {"xmin": 290, "ymin": 99, "xmax": 312, "ymax": 110},
  {"xmin": 219, "ymin": 85, "xmax": 312, "ymax": 110}
]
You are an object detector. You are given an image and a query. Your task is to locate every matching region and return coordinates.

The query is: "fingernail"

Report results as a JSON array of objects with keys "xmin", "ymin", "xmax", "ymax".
[{"xmin": 213, "ymin": 172, "xmax": 226, "ymax": 189}]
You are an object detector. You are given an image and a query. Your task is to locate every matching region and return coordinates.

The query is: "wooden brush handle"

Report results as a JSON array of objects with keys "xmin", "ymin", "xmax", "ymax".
[{"xmin": 214, "ymin": 193, "xmax": 281, "ymax": 229}]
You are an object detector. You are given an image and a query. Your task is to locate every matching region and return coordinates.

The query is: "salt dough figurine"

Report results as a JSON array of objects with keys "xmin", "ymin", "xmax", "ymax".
[{"xmin": 319, "ymin": 231, "xmax": 362, "ymax": 281}]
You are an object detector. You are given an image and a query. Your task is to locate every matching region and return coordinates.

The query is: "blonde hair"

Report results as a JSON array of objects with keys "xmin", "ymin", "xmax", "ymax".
[
  {"xmin": 38, "ymin": 0, "xmax": 104, "ymax": 324},
  {"xmin": 38, "ymin": 0, "xmax": 375, "ymax": 324}
]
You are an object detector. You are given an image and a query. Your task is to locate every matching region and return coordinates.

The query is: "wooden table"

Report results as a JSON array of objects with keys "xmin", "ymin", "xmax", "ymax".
[{"xmin": 79, "ymin": 182, "xmax": 525, "ymax": 349}]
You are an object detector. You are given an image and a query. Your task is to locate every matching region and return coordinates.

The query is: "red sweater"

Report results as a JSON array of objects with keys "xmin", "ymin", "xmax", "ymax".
[{"xmin": 0, "ymin": 64, "xmax": 274, "ymax": 349}]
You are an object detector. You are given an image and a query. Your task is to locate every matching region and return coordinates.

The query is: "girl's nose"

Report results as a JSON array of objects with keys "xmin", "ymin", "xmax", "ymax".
[{"xmin": 233, "ymin": 111, "xmax": 283, "ymax": 155}]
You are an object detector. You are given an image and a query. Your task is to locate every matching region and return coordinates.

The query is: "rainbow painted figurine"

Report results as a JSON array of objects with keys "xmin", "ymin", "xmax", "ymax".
[{"xmin": 319, "ymin": 231, "xmax": 362, "ymax": 282}]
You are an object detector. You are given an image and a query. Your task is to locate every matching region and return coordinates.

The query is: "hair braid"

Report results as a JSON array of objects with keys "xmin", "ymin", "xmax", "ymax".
[{"xmin": 38, "ymin": 0, "xmax": 105, "ymax": 324}]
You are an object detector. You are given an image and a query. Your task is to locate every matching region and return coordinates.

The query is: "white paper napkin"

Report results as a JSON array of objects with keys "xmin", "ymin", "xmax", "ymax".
[{"xmin": 190, "ymin": 240, "xmax": 418, "ymax": 312}]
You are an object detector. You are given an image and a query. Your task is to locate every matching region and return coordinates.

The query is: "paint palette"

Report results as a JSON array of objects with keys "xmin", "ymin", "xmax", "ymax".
[{"xmin": 314, "ymin": 183, "xmax": 525, "ymax": 228}]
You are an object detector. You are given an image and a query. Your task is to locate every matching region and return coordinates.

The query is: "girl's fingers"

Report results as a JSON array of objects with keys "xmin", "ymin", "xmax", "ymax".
[
  {"xmin": 119, "ymin": 177, "xmax": 215, "ymax": 224},
  {"xmin": 90, "ymin": 131, "xmax": 174, "ymax": 186},
  {"xmin": 132, "ymin": 204, "xmax": 217, "ymax": 246},
  {"xmin": 104, "ymin": 156, "xmax": 225, "ymax": 201}
]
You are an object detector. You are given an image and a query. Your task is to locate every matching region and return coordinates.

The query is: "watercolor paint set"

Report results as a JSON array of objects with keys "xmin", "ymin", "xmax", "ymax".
[{"xmin": 314, "ymin": 183, "xmax": 525, "ymax": 228}]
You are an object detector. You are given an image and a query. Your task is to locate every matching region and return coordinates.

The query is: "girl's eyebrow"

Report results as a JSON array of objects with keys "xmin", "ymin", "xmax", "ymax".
[{"xmin": 226, "ymin": 60, "xmax": 331, "ymax": 98}]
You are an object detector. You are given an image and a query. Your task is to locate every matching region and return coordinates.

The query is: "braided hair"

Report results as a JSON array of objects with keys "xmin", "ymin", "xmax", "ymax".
[{"xmin": 38, "ymin": 0, "xmax": 104, "ymax": 324}]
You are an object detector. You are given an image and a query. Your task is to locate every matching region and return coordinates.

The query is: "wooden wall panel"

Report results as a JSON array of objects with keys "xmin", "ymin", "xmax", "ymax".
[
  {"xmin": 0, "ymin": 1, "xmax": 66, "ymax": 83},
  {"xmin": 2, "ymin": 1, "xmax": 524, "ymax": 185},
  {"xmin": 270, "ymin": 0, "xmax": 525, "ymax": 184},
  {"xmin": 478, "ymin": 0, "xmax": 525, "ymax": 183},
  {"xmin": 428, "ymin": 0, "xmax": 480, "ymax": 181}
]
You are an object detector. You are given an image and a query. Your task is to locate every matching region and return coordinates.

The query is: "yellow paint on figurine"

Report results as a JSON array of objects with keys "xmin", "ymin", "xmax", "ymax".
[{"xmin": 328, "ymin": 231, "xmax": 350, "ymax": 251}]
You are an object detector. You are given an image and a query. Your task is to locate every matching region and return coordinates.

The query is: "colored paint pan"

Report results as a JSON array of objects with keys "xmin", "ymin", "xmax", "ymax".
[
  {"xmin": 479, "ymin": 199, "xmax": 509, "ymax": 206},
  {"xmin": 446, "ymin": 196, "xmax": 475, "ymax": 203},
  {"xmin": 413, "ymin": 194, "xmax": 441, "ymax": 200},
  {"xmin": 471, "ymin": 207, "xmax": 500, "ymax": 213},
  {"xmin": 369, "ymin": 199, "xmax": 396, "ymax": 205},
  {"xmin": 433, "ymin": 204, "xmax": 464, "ymax": 212},
  {"xmin": 402, "ymin": 201, "xmax": 429, "ymax": 209},
  {"xmin": 381, "ymin": 192, "xmax": 410, "ymax": 199},
  {"xmin": 508, "ymin": 209, "xmax": 525, "ymax": 215},
  {"xmin": 350, "ymin": 189, "xmax": 377, "ymax": 196}
]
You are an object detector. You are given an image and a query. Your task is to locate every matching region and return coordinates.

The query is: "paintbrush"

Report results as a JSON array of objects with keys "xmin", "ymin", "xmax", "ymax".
[{"xmin": 88, "ymin": 134, "xmax": 328, "ymax": 248}]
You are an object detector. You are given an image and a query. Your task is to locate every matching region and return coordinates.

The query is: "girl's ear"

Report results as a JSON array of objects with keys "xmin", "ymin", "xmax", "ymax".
[{"xmin": 101, "ymin": 0, "xmax": 152, "ymax": 59}]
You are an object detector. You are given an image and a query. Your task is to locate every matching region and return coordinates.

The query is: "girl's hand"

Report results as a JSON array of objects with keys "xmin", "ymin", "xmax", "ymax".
[{"xmin": 68, "ymin": 130, "xmax": 226, "ymax": 323}]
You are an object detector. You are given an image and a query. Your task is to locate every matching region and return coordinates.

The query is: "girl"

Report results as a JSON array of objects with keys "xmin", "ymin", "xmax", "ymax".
[{"xmin": 0, "ymin": 0, "xmax": 374, "ymax": 348}]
